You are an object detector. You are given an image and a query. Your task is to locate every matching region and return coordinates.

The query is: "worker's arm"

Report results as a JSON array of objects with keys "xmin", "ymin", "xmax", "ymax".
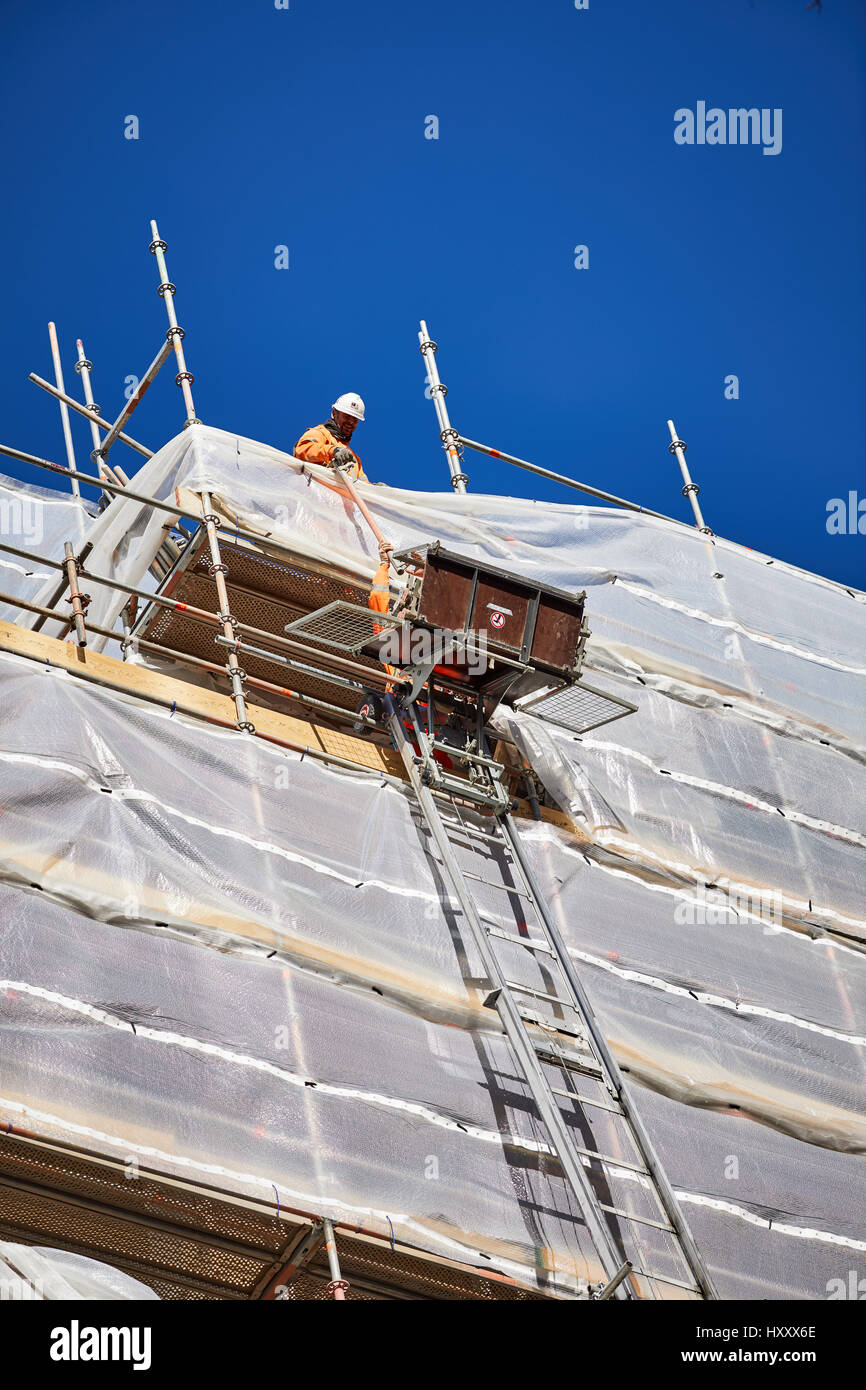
[
  {"xmin": 294, "ymin": 425, "xmax": 335, "ymax": 466},
  {"xmin": 295, "ymin": 429, "xmax": 368, "ymax": 481}
]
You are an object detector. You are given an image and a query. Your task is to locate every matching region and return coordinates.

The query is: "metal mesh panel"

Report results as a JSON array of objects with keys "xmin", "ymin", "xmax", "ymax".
[
  {"xmin": 0, "ymin": 1185, "xmax": 265, "ymax": 1291},
  {"xmin": 2, "ymin": 1229, "xmax": 240, "ymax": 1301},
  {"xmin": 518, "ymin": 680, "xmax": 637, "ymax": 735},
  {"xmin": 0, "ymin": 1138, "xmax": 286, "ymax": 1255},
  {"xmin": 190, "ymin": 538, "xmax": 368, "ymax": 609},
  {"xmin": 140, "ymin": 564, "xmax": 382, "ymax": 715},
  {"xmin": 277, "ymin": 1268, "xmax": 383, "ymax": 1301},
  {"xmin": 140, "ymin": 1275, "xmax": 240, "ymax": 1301},
  {"xmin": 285, "ymin": 602, "xmax": 401, "ymax": 654},
  {"xmin": 0, "ymin": 1134, "xmax": 555, "ymax": 1300},
  {"xmin": 331, "ymin": 1233, "xmax": 548, "ymax": 1301}
]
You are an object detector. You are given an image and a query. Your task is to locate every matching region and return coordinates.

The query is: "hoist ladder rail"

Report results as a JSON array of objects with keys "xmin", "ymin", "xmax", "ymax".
[
  {"xmin": 386, "ymin": 711, "xmax": 633, "ymax": 1298},
  {"xmin": 498, "ymin": 812, "xmax": 718, "ymax": 1301}
]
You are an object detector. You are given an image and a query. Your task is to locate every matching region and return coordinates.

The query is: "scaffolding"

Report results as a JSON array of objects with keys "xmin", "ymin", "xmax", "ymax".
[{"xmin": 0, "ymin": 221, "xmax": 861, "ymax": 1304}]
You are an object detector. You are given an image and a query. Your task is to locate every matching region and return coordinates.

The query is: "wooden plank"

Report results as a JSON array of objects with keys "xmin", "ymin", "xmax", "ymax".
[
  {"xmin": 0, "ymin": 619, "xmax": 404, "ymax": 779},
  {"xmin": 0, "ymin": 619, "xmax": 574, "ymax": 833}
]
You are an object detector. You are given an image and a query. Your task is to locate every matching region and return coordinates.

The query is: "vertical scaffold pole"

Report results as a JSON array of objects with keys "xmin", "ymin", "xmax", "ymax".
[
  {"xmin": 321, "ymin": 1219, "xmax": 349, "ymax": 1300},
  {"xmin": 148, "ymin": 220, "xmax": 201, "ymax": 428},
  {"xmin": 74, "ymin": 338, "xmax": 106, "ymax": 477},
  {"xmin": 418, "ymin": 320, "xmax": 468, "ymax": 493},
  {"xmin": 667, "ymin": 419, "xmax": 712, "ymax": 535},
  {"xmin": 120, "ymin": 601, "xmax": 135, "ymax": 662},
  {"xmin": 74, "ymin": 339, "xmax": 124, "ymax": 488},
  {"xmin": 199, "ymin": 490, "xmax": 253, "ymax": 732},
  {"xmin": 47, "ymin": 323, "xmax": 81, "ymax": 499},
  {"xmin": 63, "ymin": 541, "xmax": 88, "ymax": 646}
]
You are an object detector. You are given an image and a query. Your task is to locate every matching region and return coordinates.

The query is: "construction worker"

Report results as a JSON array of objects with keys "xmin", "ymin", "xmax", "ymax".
[
  {"xmin": 353, "ymin": 529, "xmax": 401, "ymax": 735},
  {"xmin": 294, "ymin": 393, "xmax": 368, "ymax": 482}
]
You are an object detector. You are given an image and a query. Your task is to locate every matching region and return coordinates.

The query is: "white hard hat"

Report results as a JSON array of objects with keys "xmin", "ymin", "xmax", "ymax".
[{"xmin": 332, "ymin": 392, "xmax": 365, "ymax": 422}]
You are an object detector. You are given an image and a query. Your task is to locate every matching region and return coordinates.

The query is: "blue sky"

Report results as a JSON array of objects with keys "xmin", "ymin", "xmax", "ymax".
[{"xmin": 0, "ymin": 0, "xmax": 863, "ymax": 588}]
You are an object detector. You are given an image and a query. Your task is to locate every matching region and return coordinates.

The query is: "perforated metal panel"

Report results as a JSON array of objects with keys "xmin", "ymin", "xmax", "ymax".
[
  {"xmin": 517, "ymin": 680, "xmax": 637, "ymax": 735},
  {"xmin": 0, "ymin": 1133, "xmax": 552, "ymax": 1301},
  {"xmin": 328, "ymin": 1232, "xmax": 545, "ymax": 1301},
  {"xmin": 138, "ymin": 538, "xmax": 383, "ymax": 715},
  {"xmin": 277, "ymin": 1267, "xmax": 385, "ymax": 1301},
  {"xmin": 189, "ymin": 539, "xmax": 368, "ymax": 610}
]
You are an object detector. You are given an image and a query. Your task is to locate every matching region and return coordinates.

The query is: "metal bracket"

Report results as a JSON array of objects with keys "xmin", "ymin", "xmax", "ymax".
[{"xmin": 404, "ymin": 658, "xmax": 436, "ymax": 705}]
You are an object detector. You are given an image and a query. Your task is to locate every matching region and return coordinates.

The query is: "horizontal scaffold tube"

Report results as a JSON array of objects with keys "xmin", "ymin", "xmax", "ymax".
[
  {"xmin": 0, "ymin": 535, "xmax": 401, "ymax": 691},
  {"xmin": 28, "ymin": 375, "xmax": 153, "ymax": 458},
  {"xmin": 0, "ymin": 588, "xmax": 377, "ymax": 729},
  {"xmin": 456, "ymin": 435, "xmax": 687, "ymax": 526}
]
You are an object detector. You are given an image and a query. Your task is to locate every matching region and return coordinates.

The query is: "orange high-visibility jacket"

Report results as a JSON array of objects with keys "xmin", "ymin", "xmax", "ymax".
[
  {"xmin": 368, "ymin": 560, "xmax": 396, "ymax": 682},
  {"xmin": 368, "ymin": 560, "xmax": 391, "ymax": 617},
  {"xmin": 293, "ymin": 423, "xmax": 368, "ymax": 482}
]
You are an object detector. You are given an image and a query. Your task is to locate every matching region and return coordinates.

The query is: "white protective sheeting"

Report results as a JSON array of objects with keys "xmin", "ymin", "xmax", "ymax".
[
  {"xmin": 2, "ymin": 423, "xmax": 865, "ymax": 1299},
  {"xmin": 0, "ymin": 1240, "xmax": 159, "ymax": 1299},
  {"xmin": 0, "ymin": 470, "xmax": 94, "ymax": 624}
]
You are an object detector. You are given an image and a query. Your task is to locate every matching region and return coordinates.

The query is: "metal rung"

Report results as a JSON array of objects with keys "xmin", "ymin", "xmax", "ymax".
[
  {"xmin": 430, "ymin": 795, "xmax": 505, "ymax": 811},
  {"xmin": 628, "ymin": 1266, "xmax": 702, "ymax": 1296},
  {"xmin": 538, "ymin": 1053, "xmax": 604, "ymax": 1081},
  {"xmin": 483, "ymin": 987, "xmax": 574, "ymax": 1026},
  {"xmin": 435, "ymin": 816, "xmax": 504, "ymax": 846},
  {"xmin": 462, "ymin": 872, "xmax": 532, "ymax": 900},
  {"xmin": 538, "ymin": 1048, "xmax": 614, "ymax": 1089},
  {"xmin": 523, "ymin": 1013, "xmax": 591, "ymax": 1042},
  {"xmin": 431, "ymin": 781, "xmax": 509, "ymax": 813},
  {"xmin": 485, "ymin": 926, "xmax": 554, "ymax": 957},
  {"xmin": 549, "ymin": 1088, "xmax": 625, "ymax": 1117},
  {"xmin": 430, "ymin": 739, "xmax": 504, "ymax": 772},
  {"xmin": 477, "ymin": 906, "xmax": 540, "ymax": 933},
  {"xmin": 571, "ymin": 1144, "xmax": 651, "ymax": 1178},
  {"xmin": 507, "ymin": 980, "xmax": 578, "ymax": 1011},
  {"xmin": 514, "ymin": 1008, "xmax": 583, "ymax": 1041},
  {"xmin": 597, "ymin": 1203, "xmax": 675, "ymax": 1235}
]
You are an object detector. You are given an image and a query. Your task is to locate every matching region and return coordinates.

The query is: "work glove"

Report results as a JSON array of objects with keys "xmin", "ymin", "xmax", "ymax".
[{"xmin": 331, "ymin": 446, "xmax": 355, "ymax": 467}]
